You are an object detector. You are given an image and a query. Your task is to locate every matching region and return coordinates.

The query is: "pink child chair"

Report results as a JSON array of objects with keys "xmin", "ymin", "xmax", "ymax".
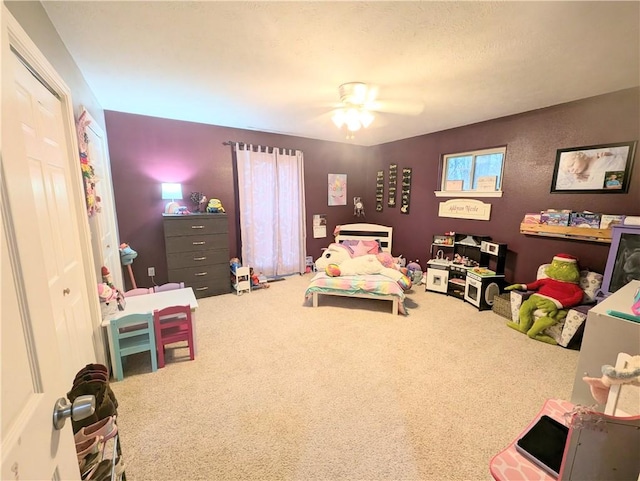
[{"xmin": 152, "ymin": 304, "xmax": 194, "ymax": 368}]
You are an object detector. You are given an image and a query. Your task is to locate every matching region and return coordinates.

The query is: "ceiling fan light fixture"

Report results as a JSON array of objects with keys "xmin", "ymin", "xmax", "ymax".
[
  {"xmin": 346, "ymin": 119, "xmax": 362, "ymax": 132},
  {"xmin": 331, "ymin": 110, "xmax": 346, "ymax": 128},
  {"xmin": 333, "ymin": 83, "xmax": 378, "ymax": 136},
  {"xmin": 359, "ymin": 109, "xmax": 374, "ymax": 128}
]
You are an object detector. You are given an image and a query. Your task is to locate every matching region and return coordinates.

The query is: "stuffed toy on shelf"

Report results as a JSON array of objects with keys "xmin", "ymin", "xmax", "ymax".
[
  {"xmin": 505, "ymin": 253, "xmax": 584, "ymax": 344},
  {"xmin": 206, "ymin": 198, "xmax": 225, "ymax": 213}
]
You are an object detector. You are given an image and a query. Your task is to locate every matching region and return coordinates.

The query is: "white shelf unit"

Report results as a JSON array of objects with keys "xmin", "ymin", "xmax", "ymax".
[{"xmin": 231, "ymin": 266, "xmax": 251, "ymax": 295}]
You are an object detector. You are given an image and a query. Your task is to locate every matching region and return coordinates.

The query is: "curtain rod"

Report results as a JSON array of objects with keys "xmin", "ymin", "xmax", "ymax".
[{"xmin": 222, "ymin": 141, "xmax": 296, "ymax": 153}]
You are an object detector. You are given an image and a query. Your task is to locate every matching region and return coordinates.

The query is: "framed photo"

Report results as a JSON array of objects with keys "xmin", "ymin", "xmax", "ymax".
[
  {"xmin": 602, "ymin": 224, "xmax": 640, "ymax": 294},
  {"xmin": 550, "ymin": 141, "xmax": 636, "ymax": 193}
]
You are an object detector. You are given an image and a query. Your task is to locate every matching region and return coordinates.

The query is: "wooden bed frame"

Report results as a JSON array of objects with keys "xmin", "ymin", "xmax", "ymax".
[
  {"xmin": 310, "ymin": 223, "xmax": 402, "ymax": 315},
  {"xmin": 334, "ymin": 223, "xmax": 393, "ymax": 253},
  {"xmin": 310, "ymin": 290, "xmax": 400, "ymax": 315}
]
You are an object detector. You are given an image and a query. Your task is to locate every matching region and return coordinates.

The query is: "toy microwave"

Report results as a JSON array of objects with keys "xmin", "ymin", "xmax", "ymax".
[{"xmin": 480, "ymin": 241, "xmax": 506, "ymax": 256}]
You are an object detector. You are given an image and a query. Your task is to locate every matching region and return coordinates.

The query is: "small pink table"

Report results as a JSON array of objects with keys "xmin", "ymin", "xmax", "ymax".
[{"xmin": 490, "ymin": 398, "xmax": 575, "ymax": 481}]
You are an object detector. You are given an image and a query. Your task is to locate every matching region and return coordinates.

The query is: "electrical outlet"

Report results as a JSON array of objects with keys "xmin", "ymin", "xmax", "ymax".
[{"xmin": 148, "ymin": 267, "xmax": 155, "ymax": 277}]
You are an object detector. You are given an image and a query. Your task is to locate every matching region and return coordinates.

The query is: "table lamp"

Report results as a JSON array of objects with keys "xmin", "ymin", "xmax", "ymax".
[{"xmin": 162, "ymin": 183, "xmax": 183, "ymax": 214}]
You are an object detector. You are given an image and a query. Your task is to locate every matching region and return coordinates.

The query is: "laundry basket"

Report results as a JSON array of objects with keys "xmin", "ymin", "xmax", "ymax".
[{"xmin": 492, "ymin": 293, "xmax": 512, "ymax": 320}]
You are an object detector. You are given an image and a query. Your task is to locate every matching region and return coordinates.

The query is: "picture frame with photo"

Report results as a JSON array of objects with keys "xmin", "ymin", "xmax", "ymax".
[
  {"xmin": 602, "ymin": 224, "xmax": 640, "ymax": 295},
  {"xmin": 550, "ymin": 141, "xmax": 636, "ymax": 194}
]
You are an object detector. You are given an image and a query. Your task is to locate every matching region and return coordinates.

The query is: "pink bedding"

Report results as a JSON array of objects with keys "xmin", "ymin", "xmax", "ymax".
[{"xmin": 304, "ymin": 272, "xmax": 407, "ymax": 314}]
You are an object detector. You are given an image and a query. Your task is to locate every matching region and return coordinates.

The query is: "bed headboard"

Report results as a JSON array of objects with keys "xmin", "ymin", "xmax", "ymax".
[{"xmin": 334, "ymin": 223, "xmax": 393, "ymax": 253}]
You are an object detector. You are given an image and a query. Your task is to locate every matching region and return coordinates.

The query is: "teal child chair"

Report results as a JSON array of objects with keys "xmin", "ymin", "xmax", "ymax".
[{"xmin": 110, "ymin": 313, "xmax": 158, "ymax": 381}]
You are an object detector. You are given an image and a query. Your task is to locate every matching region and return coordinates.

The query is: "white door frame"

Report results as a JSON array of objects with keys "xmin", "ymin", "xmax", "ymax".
[
  {"xmin": 4, "ymin": 7, "xmax": 105, "ymax": 366},
  {"xmin": 84, "ymin": 106, "xmax": 125, "ymax": 292}
]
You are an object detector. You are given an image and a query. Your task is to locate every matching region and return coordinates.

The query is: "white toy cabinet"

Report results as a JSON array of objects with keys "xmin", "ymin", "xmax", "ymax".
[{"xmin": 232, "ymin": 266, "xmax": 251, "ymax": 295}]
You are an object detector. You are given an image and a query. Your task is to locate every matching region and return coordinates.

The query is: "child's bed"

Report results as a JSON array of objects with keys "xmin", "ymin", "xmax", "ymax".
[{"xmin": 304, "ymin": 223, "xmax": 407, "ymax": 315}]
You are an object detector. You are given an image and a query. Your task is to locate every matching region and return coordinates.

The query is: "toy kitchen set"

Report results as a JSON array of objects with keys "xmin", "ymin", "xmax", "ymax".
[{"xmin": 425, "ymin": 233, "xmax": 507, "ymax": 310}]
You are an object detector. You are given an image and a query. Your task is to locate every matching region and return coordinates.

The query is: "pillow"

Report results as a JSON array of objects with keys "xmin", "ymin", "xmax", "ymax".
[
  {"xmin": 340, "ymin": 240, "xmax": 381, "ymax": 256},
  {"xmin": 579, "ymin": 270, "xmax": 603, "ymax": 303}
]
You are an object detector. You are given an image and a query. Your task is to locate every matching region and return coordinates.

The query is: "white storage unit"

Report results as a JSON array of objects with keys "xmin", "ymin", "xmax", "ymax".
[
  {"xmin": 232, "ymin": 266, "xmax": 251, "ymax": 295},
  {"xmin": 571, "ymin": 280, "xmax": 640, "ymax": 406}
]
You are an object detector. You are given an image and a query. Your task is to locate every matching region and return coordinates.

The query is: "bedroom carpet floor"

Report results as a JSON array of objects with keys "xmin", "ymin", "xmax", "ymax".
[{"xmin": 110, "ymin": 273, "xmax": 580, "ymax": 480}]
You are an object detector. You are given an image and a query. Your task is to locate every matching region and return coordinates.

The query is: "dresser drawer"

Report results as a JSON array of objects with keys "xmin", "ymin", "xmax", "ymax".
[
  {"xmin": 166, "ymin": 249, "xmax": 229, "ymax": 270},
  {"xmin": 164, "ymin": 234, "xmax": 228, "ymax": 254},
  {"xmin": 190, "ymin": 278, "xmax": 232, "ymax": 298},
  {"xmin": 168, "ymin": 263, "xmax": 229, "ymax": 284},
  {"xmin": 168, "ymin": 266, "xmax": 231, "ymax": 297},
  {"xmin": 163, "ymin": 214, "xmax": 228, "ymax": 237}
]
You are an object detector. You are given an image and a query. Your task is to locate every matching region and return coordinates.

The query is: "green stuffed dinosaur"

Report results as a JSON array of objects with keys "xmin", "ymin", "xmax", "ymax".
[{"xmin": 505, "ymin": 254, "xmax": 584, "ymax": 344}]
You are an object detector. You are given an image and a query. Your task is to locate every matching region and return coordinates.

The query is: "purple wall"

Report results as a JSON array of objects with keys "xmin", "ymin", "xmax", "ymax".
[
  {"xmin": 106, "ymin": 88, "xmax": 639, "ymax": 289},
  {"xmin": 105, "ymin": 111, "xmax": 368, "ymax": 288},
  {"xmin": 367, "ymin": 88, "xmax": 639, "ymax": 282}
]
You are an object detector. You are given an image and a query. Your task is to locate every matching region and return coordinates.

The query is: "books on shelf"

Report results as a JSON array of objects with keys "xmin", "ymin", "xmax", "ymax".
[
  {"xmin": 600, "ymin": 214, "xmax": 625, "ymax": 229},
  {"xmin": 569, "ymin": 212, "xmax": 601, "ymax": 228},
  {"xmin": 522, "ymin": 211, "xmax": 626, "ymax": 230}
]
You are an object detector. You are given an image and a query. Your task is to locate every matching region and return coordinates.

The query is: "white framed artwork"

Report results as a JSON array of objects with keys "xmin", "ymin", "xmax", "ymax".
[{"xmin": 328, "ymin": 174, "xmax": 347, "ymax": 206}]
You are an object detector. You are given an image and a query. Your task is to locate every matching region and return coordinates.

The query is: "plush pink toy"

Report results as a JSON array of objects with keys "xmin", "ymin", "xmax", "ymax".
[
  {"xmin": 315, "ymin": 243, "xmax": 411, "ymax": 290},
  {"xmin": 98, "ymin": 283, "xmax": 118, "ymax": 303}
]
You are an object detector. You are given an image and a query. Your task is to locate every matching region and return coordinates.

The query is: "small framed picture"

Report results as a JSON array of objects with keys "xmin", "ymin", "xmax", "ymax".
[
  {"xmin": 550, "ymin": 141, "xmax": 636, "ymax": 193},
  {"xmin": 445, "ymin": 180, "xmax": 463, "ymax": 191}
]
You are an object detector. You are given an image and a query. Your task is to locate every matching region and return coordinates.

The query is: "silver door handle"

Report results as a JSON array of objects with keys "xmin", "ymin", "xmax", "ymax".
[{"xmin": 52, "ymin": 394, "xmax": 95, "ymax": 430}]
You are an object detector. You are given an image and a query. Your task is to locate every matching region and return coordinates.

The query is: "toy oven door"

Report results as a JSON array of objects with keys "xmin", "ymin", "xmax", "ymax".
[
  {"xmin": 426, "ymin": 266, "xmax": 449, "ymax": 294},
  {"xmin": 464, "ymin": 275, "xmax": 482, "ymax": 307}
]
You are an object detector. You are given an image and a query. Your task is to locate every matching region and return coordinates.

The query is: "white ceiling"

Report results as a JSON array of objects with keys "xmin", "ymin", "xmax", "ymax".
[{"xmin": 42, "ymin": 1, "xmax": 639, "ymax": 147}]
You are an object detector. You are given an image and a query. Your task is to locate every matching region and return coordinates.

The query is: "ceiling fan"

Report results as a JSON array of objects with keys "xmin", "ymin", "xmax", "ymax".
[{"xmin": 330, "ymin": 82, "xmax": 424, "ymax": 138}]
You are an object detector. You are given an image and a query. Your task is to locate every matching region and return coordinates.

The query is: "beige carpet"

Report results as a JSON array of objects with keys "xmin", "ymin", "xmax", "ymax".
[{"xmin": 110, "ymin": 273, "xmax": 579, "ymax": 480}]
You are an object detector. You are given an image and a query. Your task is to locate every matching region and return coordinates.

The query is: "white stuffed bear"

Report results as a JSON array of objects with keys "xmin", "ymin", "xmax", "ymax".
[{"xmin": 315, "ymin": 243, "xmax": 411, "ymax": 290}]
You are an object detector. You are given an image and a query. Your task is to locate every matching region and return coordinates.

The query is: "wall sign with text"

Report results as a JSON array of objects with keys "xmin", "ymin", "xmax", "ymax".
[
  {"xmin": 387, "ymin": 164, "xmax": 397, "ymax": 208},
  {"xmin": 438, "ymin": 199, "xmax": 492, "ymax": 220},
  {"xmin": 400, "ymin": 167, "xmax": 412, "ymax": 214},
  {"xmin": 375, "ymin": 170, "xmax": 384, "ymax": 212}
]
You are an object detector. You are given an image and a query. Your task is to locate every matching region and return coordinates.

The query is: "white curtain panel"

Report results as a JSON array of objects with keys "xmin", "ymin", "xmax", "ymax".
[{"xmin": 235, "ymin": 143, "xmax": 306, "ymax": 277}]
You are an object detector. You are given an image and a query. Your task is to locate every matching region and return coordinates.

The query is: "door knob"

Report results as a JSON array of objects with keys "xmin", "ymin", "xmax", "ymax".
[
  {"xmin": 52, "ymin": 394, "xmax": 95, "ymax": 430},
  {"xmin": 63, "ymin": 288, "xmax": 71, "ymax": 296}
]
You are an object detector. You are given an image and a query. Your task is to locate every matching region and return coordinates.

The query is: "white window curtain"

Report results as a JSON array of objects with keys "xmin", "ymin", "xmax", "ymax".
[{"xmin": 234, "ymin": 143, "xmax": 306, "ymax": 277}]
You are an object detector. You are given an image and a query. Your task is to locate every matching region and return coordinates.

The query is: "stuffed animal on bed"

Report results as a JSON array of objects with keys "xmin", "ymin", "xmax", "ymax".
[
  {"xmin": 505, "ymin": 253, "xmax": 584, "ymax": 344},
  {"xmin": 315, "ymin": 243, "xmax": 412, "ymax": 290}
]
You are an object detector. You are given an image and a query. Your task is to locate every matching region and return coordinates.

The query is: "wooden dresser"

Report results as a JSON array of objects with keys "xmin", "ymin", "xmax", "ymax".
[{"xmin": 162, "ymin": 213, "xmax": 230, "ymax": 298}]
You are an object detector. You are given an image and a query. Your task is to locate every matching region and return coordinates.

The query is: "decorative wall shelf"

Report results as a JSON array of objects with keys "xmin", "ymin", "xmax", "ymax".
[{"xmin": 519, "ymin": 223, "xmax": 612, "ymax": 243}]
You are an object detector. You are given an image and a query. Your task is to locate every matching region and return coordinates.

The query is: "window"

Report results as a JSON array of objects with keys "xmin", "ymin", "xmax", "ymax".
[{"xmin": 436, "ymin": 146, "xmax": 506, "ymax": 197}]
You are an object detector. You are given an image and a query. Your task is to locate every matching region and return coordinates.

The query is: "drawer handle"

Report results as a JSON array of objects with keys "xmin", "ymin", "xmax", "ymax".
[
  {"xmin": 195, "ymin": 272, "xmax": 208, "ymax": 276},
  {"xmin": 195, "ymin": 286, "xmax": 209, "ymax": 291},
  {"xmin": 193, "ymin": 256, "xmax": 207, "ymax": 261},
  {"xmin": 192, "ymin": 241, "xmax": 206, "ymax": 245},
  {"xmin": 191, "ymin": 225, "xmax": 205, "ymax": 229}
]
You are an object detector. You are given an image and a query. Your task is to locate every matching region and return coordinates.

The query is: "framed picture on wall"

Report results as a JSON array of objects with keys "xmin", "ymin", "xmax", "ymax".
[
  {"xmin": 602, "ymin": 224, "xmax": 640, "ymax": 294},
  {"xmin": 550, "ymin": 141, "xmax": 637, "ymax": 193}
]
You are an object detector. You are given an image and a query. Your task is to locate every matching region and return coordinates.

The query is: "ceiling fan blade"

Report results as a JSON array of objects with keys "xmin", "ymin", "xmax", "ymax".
[{"xmin": 370, "ymin": 99, "xmax": 424, "ymax": 116}]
